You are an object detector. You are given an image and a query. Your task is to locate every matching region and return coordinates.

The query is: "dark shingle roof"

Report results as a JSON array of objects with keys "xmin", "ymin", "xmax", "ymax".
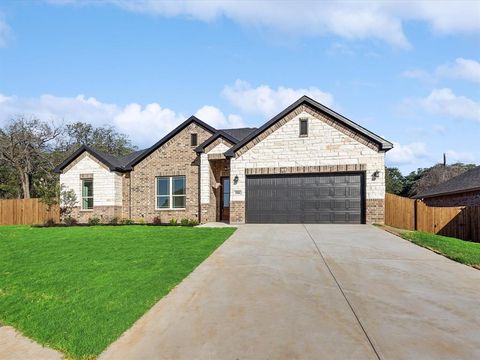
[
  {"xmin": 415, "ymin": 166, "xmax": 480, "ymax": 199},
  {"xmin": 220, "ymin": 127, "xmax": 257, "ymax": 141},
  {"xmin": 53, "ymin": 145, "xmax": 147, "ymax": 173},
  {"xmin": 194, "ymin": 127, "xmax": 258, "ymax": 153}
]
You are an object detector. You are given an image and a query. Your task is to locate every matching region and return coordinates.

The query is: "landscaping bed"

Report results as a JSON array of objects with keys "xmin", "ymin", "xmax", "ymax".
[{"xmin": 0, "ymin": 225, "xmax": 235, "ymax": 359}]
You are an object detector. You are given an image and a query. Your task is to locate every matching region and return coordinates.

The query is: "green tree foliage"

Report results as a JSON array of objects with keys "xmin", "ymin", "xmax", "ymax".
[
  {"xmin": 385, "ymin": 167, "xmax": 405, "ymax": 195},
  {"xmin": 63, "ymin": 122, "xmax": 136, "ymax": 156},
  {"xmin": 386, "ymin": 163, "xmax": 477, "ymax": 197},
  {"xmin": 0, "ymin": 117, "xmax": 136, "ymax": 199}
]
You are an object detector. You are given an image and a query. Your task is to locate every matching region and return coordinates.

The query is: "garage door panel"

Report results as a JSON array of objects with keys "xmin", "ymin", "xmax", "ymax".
[{"xmin": 246, "ymin": 173, "xmax": 364, "ymax": 224}]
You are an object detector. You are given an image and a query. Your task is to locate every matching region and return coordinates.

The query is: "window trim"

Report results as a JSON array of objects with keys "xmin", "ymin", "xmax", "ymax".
[
  {"xmin": 190, "ymin": 133, "xmax": 198, "ymax": 147},
  {"xmin": 299, "ymin": 118, "xmax": 308, "ymax": 137},
  {"xmin": 155, "ymin": 176, "xmax": 186, "ymax": 211},
  {"xmin": 81, "ymin": 178, "xmax": 94, "ymax": 211}
]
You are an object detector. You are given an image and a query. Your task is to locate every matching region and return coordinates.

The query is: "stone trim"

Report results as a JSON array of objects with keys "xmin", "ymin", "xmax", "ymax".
[
  {"xmin": 204, "ymin": 137, "xmax": 234, "ymax": 154},
  {"xmin": 62, "ymin": 152, "xmax": 110, "ymax": 173},
  {"xmin": 235, "ymin": 104, "xmax": 380, "ymax": 158},
  {"xmin": 80, "ymin": 173, "xmax": 93, "ymax": 179},
  {"xmin": 208, "ymin": 153, "xmax": 226, "ymax": 160},
  {"xmin": 245, "ymin": 164, "xmax": 367, "ymax": 176}
]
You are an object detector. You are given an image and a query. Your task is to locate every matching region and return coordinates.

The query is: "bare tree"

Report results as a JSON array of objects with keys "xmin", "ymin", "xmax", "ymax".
[{"xmin": 0, "ymin": 115, "xmax": 63, "ymax": 198}]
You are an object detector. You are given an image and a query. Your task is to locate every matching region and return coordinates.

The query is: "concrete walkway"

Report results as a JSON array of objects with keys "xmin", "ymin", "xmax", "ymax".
[
  {"xmin": 0, "ymin": 326, "xmax": 63, "ymax": 360},
  {"xmin": 101, "ymin": 225, "xmax": 480, "ymax": 360}
]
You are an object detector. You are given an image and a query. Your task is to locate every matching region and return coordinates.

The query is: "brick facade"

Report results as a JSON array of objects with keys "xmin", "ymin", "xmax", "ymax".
[
  {"xmin": 422, "ymin": 190, "xmax": 480, "ymax": 207},
  {"xmin": 366, "ymin": 199, "xmax": 385, "ymax": 224},
  {"xmin": 128, "ymin": 123, "xmax": 213, "ymax": 223},
  {"xmin": 71, "ymin": 206, "xmax": 122, "ymax": 223}
]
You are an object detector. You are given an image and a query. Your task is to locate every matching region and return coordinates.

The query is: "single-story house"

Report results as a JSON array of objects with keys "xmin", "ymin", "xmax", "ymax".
[
  {"xmin": 54, "ymin": 96, "xmax": 393, "ymax": 224},
  {"xmin": 415, "ymin": 165, "xmax": 480, "ymax": 207}
]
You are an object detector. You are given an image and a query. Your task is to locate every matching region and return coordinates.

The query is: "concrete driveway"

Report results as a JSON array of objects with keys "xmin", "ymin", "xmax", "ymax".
[{"xmin": 101, "ymin": 225, "xmax": 480, "ymax": 360}]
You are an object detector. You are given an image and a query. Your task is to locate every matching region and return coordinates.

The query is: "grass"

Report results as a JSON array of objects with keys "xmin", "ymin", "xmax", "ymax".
[
  {"xmin": 400, "ymin": 230, "xmax": 480, "ymax": 268},
  {"xmin": 0, "ymin": 225, "xmax": 236, "ymax": 359}
]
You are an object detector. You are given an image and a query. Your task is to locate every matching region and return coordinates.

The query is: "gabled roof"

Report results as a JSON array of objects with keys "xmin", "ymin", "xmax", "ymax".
[
  {"xmin": 53, "ymin": 145, "xmax": 147, "ymax": 173},
  {"xmin": 415, "ymin": 166, "xmax": 480, "ymax": 199},
  {"xmin": 225, "ymin": 95, "xmax": 393, "ymax": 157},
  {"xmin": 54, "ymin": 115, "xmax": 215, "ymax": 173},
  {"xmin": 195, "ymin": 127, "xmax": 257, "ymax": 153},
  {"xmin": 126, "ymin": 116, "xmax": 216, "ymax": 168}
]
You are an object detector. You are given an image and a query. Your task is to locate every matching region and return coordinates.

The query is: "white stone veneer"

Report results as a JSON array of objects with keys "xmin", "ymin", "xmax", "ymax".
[
  {"xmin": 230, "ymin": 111, "xmax": 385, "ymax": 202},
  {"xmin": 60, "ymin": 153, "xmax": 123, "ymax": 207}
]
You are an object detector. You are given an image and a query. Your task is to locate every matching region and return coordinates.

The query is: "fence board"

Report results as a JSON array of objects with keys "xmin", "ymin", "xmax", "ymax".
[
  {"xmin": 0, "ymin": 198, "xmax": 59, "ymax": 225},
  {"xmin": 385, "ymin": 193, "xmax": 480, "ymax": 242}
]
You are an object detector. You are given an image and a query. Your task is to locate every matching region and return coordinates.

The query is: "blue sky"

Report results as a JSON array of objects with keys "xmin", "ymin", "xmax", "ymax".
[{"xmin": 0, "ymin": 1, "xmax": 479, "ymax": 174}]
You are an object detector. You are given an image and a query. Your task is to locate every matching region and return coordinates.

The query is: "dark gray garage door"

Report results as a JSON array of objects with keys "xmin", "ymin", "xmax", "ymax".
[{"xmin": 245, "ymin": 173, "xmax": 364, "ymax": 224}]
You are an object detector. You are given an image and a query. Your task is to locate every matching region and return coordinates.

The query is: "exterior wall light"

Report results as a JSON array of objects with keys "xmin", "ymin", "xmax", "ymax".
[
  {"xmin": 233, "ymin": 175, "xmax": 239, "ymax": 184},
  {"xmin": 372, "ymin": 170, "xmax": 380, "ymax": 180}
]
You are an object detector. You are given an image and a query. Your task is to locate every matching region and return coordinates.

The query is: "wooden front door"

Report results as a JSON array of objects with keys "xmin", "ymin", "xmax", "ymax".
[{"xmin": 220, "ymin": 177, "xmax": 230, "ymax": 221}]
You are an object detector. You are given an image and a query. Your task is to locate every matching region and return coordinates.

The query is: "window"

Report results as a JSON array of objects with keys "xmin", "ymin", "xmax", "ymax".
[
  {"xmin": 299, "ymin": 118, "xmax": 308, "ymax": 137},
  {"xmin": 81, "ymin": 179, "xmax": 93, "ymax": 210},
  {"xmin": 156, "ymin": 176, "xmax": 186, "ymax": 209},
  {"xmin": 190, "ymin": 133, "xmax": 198, "ymax": 146}
]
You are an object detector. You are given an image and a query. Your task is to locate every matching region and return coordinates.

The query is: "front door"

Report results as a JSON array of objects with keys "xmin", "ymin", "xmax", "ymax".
[{"xmin": 220, "ymin": 177, "xmax": 230, "ymax": 221}]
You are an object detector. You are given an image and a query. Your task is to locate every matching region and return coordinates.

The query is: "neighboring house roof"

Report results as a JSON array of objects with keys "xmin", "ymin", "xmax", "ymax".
[
  {"xmin": 224, "ymin": 95, "xmax": 393, "ymax": 157},
  {"xmin": 126, "ymin": 115, "xmax": 216, "ymax": 168},
  {"xmin": 195, "ymin": 127, "xmax": 257, "ymax": 153},
  {"xmin": 53, "ymin": 145, "xmax": 148, "ymax": 173},
  {"xmin": 415, "ymin": 166, "xmax": 480, "ymax": 199}
]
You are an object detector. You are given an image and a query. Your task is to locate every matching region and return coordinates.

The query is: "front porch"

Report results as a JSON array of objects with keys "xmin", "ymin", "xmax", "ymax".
[{"xmin": 200, "ymin": 154, "xmax": 231, "ymax": 223}]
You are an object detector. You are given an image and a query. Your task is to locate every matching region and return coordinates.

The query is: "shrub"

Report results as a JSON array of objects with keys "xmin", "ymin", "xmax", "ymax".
[
  {"xmin": 120, "ymin": 218, "xmax": 135, "ymax": 225},
  {"xmin": 60, "ymin": 188, "xmax": 77, "ymax": 220},
  {"xmin": 44, "ymin": 218, "xmax": 56, "ymax": 227},
  {"xmin": 88, "ymin": 217, "xmax": 101, "ymax": 226},
  {"xmin": 169, "ymin": 218, "xmax": 178, "ymax": 226},
  {"xmin": 152, "ymin": 216, "xmax": 162, "ymax": 225},
  {"xmin": 135, "ymin": 218, "xmax": 146, "ymax": 225},
  {"xmin": 63, "ymin": 216, "xmax": 77, "ymax": 226},
  {"xmin": 188, "ymin": 219, "xmax": 199, "ymax": 226},
  {"xmin": 109, "ymin": 217, "xmax": 119, "ymax": 225},
  {"xmin": 180, "ymin": 218, "xmax": 190, "ymax": 226}
]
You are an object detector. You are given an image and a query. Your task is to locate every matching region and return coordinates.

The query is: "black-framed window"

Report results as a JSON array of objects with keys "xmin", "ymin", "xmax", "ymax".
[
  {"xmin": 81, "ymin": 178, "xmax": 93, "ymax": 210},
  {"xmin": 190, "ymin": 133, "xmax": 198, "ymax": 146},
  {"xmin": 156, "ymin": 176, "xmax": 186, "ymax": 209},
  {"xmin": 299, "ymin": 118, "xmax": 308, "ymax": 137}
]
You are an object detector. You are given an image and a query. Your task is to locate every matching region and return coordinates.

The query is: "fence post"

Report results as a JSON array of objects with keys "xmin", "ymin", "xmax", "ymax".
[{"xmin": 414, "ymin": 199, "xmax": 418, "ymax": 231}]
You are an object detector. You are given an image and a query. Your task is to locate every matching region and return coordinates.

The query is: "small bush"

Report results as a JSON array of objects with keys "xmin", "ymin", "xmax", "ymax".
[
  {"xmin": 152, "ymin": 216, "xmax": 162, "ymax": 225},
  {"xmin": 64, "ymin": 216, "xmax": 77, "ymax": 226},
  {"xmin": 135, "ymin": 218, "xmax": 146, "ymax": 225},
  {"xmin": 188, "ymin": 219, "xmax": 199, "ymax": 226},
  {"xmin": 88, "ymin": 217, "xmax": 101, "ymax": 226},
  {"xmin": 109, "ymin": 217, "xmax": 119, "ymax": 225},
  {"xmin": 44, "ymin": 218, "xmax": 56, "ymax": 227},
  {"xmin": 180, "ymin": 218, "xmax": 190, "ymax": 226},
  {"xmin": 121, "ymin": 218, "xmax": 135, "ymax": 225},
  {"xmin": 169, "ymin": 218, "xmax": 178, "ymax": 226}
]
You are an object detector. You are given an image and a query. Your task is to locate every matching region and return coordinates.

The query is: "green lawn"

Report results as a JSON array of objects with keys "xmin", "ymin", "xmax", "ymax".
[
  {"xmin": 0, "ymin": 225, "xmax": 235, "ymax": 359},
  {"xmin": 400, "ymin": 231, "xmax": 480, "ymax": 268}
]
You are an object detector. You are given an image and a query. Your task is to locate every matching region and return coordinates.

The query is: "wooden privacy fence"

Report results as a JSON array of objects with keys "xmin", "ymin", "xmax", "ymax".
[
  {"xmin": 385, "ymin": 193, "xmax": 480, "ymax": 242},
  {"xmin": 0, "ymin": 198, "xmax": 60, "ymax": 225}
]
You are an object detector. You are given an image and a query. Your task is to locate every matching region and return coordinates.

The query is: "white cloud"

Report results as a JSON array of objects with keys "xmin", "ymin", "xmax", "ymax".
[
  {"xmin": 401, "ymin": 69, "xmax": 435, "ymax": 84},
  {"xmin": 195, "ymin": 105, "xmax": 244, "ymax": 129},
  {"xmin": 445, "ymin": 150, "xmax": 476, "ymax": 163},
  {"xmin": 0, "ymin": 15, "xmax": 11, "ymax": 47},
  {"xmin": 436, "ymin": 58, "xmax": 480, "ymax": 83},
  {"xmin": 223, "ymin": 80, "xmax": 334, "ymax": 118},
  {"xmin": 0, "ymin": 93, "xmax": 243, "ymax": 147},
  {"xmin": 386, "ymin": 141, "xmax": 428, "ymax": 165},
  {"xmin": 417, "ymin": 88, "xmax": 480, "ymax": 122},
  {"xmin": 50, "ymin": 1, "xmax": 480, "ymax": 48}
]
